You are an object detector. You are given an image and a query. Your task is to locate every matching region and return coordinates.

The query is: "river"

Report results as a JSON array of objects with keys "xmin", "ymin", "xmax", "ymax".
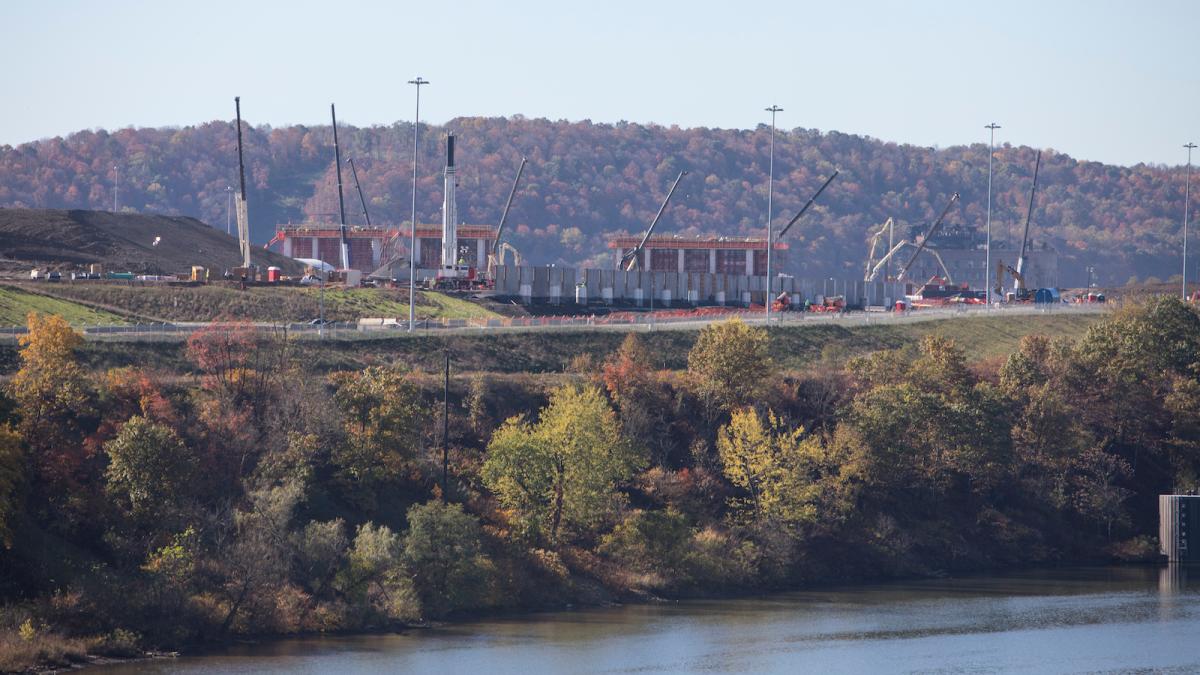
[{"xmin": 100, "ymin": 566, "xmax": 1199, "ymax": 674}]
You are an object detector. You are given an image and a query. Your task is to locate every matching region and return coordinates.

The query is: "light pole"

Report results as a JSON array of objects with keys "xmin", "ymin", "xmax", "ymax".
[
  {"xmin": 112, "ymin": 164, "xmax": 119, "ymax": 212},
  {"xmin": 984, "ymin": 123, "xmax": 1000, "ymax": 305},
  {"xmin": 764, "ymin": 105, "xmax": 782, "ymax": 326},
  {"xmin": 1184, "ymin": 142, "xmax": 1196, "ymax": 300},
  {"xmin": 225, "ymin": 186, "xmax": 233, "ymax": 235},
  {"xmin": 408, "ymin": 76, "xmax": 429, "ymax": 331}
]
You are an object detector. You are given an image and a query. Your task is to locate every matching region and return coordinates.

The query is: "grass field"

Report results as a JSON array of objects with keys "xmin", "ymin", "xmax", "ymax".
[
  {"xmin": 1, "ymin": 283, "xmax": 501, "ymax": 323},
  {"xmin": 0, "ymin": 286, "xmax": 127, "ymax": 326}
]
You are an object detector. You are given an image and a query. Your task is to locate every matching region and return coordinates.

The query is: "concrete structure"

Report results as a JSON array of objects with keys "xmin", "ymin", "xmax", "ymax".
[
  {"xmin": 440, "ymin": 134, "xmax": 459, "ymax": 273},
  {"xmin": 607, "ymin": 235, "xmax": 788, "ymax": 276},
  {"xmin": 493, "ymin": 265, "xmax": 904, "ymax": 309},
  {"xmin": 1161, "ymin": 495, "xmax": 1200, "ymax": 564},
  {"xmin": 268, "ymin": 224, "xmax": 497, "ymax": 274}
]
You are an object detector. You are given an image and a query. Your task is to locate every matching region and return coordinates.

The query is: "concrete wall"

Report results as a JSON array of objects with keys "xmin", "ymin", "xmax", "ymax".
[{"xmin": 494, "ymin": 265, "xmax": 906, "ymax": 308}]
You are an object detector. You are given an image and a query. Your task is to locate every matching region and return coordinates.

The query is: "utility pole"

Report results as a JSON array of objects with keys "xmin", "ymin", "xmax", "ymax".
[
  {"xmin": 764, "ymin": 105, "xmax": 783, "ymax": 326},
  {"xmin": 1184, "ymin": 142, "xmax": 1196, "ymax": 300},
  {"xmin": 408, "ymin": 77, "xmax": 429, "ymax": 332},
  {"xmin": 984, "ymin": 123, "xmax": 1001, "ymax": 304},
  {"xmin": 442, "ymin": 351, "xmax": 450, "ymax": 502}
]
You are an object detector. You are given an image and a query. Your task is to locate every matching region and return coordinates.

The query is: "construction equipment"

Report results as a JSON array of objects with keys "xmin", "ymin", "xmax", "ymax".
[
  {"xmin": 347, "ymin": 157, "xmax": 372, "ymax": 227},
  {"xmin": 868, "ymin": 240, "xmax": 954, "ymax": 283},
  {"xmin": 621, "ymin": 170, "xmax": 688, "ymax": 271},
  {"xmin": 1014, "ymin": 151, "xmax": 1042, "ymax": 293},
  {"xmin": 863, "ymin": 217, "xmax": 895, "ymax": 281},
  {"xmin": 486, "ymin": 157, "xmax": 528, "ymax": 278},
  {"xmin": 330, "ymin": 104, "xmax": 351, "ymax": 271},
  {"xmin": 494, "ymin": 241, "xmax": 524, "ymax": 267},
  {"xmin": 896, "ymin": 193, "xmax": 960, "ymax": 282},
  {"xmin": 777, "ymin": 170, "xmax": 840, "ymax": 239},
  {"xmin": 995, "ymin": 260, "xmax": 1031, "ymax": 301},
  {"xmin": 233, "ymin": 97, "xmax": 251, "ymax": 268}
]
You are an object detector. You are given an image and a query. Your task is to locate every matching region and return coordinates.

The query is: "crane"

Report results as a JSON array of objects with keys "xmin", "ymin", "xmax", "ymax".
[
  {"xmin": 486, "ymin": 157, "xmax": 528, "ymax": 278},
  {"xmin": 347, "ymin": 158, "xmax": 372, "ymax": 227},
  {"xmin": 867, "ymin": 240, "xmax": 954, "ymax": 284},
  {"xmin": 896, "ymin": 192, "xmax": 960, "ymax": 282},
  {"xmin": 863, "ymin": 217, "xmax": 895, "ymax": 281},
  {"xmin": 233, "ymin": 97, "xmax": 251, "ymax": 269},
  {"xmin": 777, "ymin": 170, "xmax": 840, "ymax": 239},
  {"xmin": 1014, "ymin": 151, "xmax": 1042, "ymax": 293},
  {"xmin": 621, "ymin": 170, "xmax": 687, "ymax": 271},
  {"xmin": 330, "ymin": 104, "xmax": 350, "ymax": 271}
]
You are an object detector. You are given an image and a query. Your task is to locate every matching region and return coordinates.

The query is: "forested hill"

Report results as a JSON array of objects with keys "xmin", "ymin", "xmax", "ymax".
[{"xmin": 0, "ymin": 116, "xmax": 1188, "ymax": 285}]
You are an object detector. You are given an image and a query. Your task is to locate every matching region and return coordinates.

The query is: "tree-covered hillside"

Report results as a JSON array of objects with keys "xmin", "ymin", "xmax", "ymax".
[{"xmin": 0, "ymin": 117, "xmax": 1189, "ymax": 285}]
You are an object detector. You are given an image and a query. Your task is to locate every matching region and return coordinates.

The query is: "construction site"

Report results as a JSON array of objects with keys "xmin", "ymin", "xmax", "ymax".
[{"xmin": 8, "ymin": 97, "xmax": 1120, "ymax": 321}]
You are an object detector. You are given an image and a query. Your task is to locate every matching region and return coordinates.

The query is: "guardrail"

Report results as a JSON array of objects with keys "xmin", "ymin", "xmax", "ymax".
[{"xmin": 0, "ymin": 302, "xmax": 1107, "ymax": 343}]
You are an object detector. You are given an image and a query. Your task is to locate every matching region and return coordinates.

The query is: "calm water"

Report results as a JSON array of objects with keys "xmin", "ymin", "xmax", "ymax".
[{"xmin": 101, "ymin": 566, "xmax": 1200, "ymax": 674}]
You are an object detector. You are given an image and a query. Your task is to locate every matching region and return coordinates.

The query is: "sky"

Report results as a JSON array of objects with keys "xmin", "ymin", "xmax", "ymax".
[{"xmin": 1, "ymin": 0, "xmax": 1197, "ymax": 167}]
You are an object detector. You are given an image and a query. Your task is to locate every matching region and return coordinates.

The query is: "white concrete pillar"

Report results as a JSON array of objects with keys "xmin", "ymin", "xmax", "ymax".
[
  {"xmin": 282, "ymin": 237, "xmax": 293, "ymax": 258},
  {"xmin": 311, "ymin": 237, "xmax": 319, "ymax": 259},
  {"xmin": 478, "ymin": 239, "xmax": 486, "ymax": 268},
  {"xmin": 413, "ymin": 237, "xmax": 421, "ymax": 266},
  {"xmin": 644, "ymin": 249, "xmax": 652, "ymax": 271},
  {"xmin": 370, "ymin": 239, "xmax": 382, "ymax": 267},
  {"xmin": 709, "ymin": 249, "xmax": 717, "ymax": 274},
  {"xmin": 746, "ymin": 249, "xmax": 755, "ymax": 276},
  {"xmin": 678, "ymin": 249, "xmax": 685, "ymax": 273}
]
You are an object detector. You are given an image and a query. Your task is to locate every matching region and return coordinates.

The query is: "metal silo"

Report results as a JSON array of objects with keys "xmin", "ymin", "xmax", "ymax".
[{"xmin": 1160, "ymin": 495, "xmax": 1200, "ymax": 563}]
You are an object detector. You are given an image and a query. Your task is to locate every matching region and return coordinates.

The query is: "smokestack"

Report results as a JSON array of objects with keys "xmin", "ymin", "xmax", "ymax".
[{"xmin": 441, "ymin": 133, "xmax": 458, "ymax": 270}]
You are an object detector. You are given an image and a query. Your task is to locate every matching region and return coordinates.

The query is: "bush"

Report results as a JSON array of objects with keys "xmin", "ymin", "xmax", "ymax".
[
  {"xmin": 599, "ymin": 509, "xmax": 691, "ymax": 581},
  {"xmin": 403, "ymin": 501, "xmax": 496, "ymax": 618}
]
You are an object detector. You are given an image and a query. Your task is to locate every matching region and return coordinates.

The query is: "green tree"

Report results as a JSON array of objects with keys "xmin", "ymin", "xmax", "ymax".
[
  {"xmin": 687, "ymin": 318, "xmax": 771, "ymax": 413},
  {"xmin": 104, "ymin": 416, "xmax": 196, "ymax": 520},
  {"xmin": 0, "ymin": 425, "xmax": 22, "ymax": 547},
  {"xmin": 337, "ymin": 522, "xmax": 420, "ymax": 623},
  {"xmin": 482, "ymin": 384, "xmax": 643, "ymax": 544},
  {"xmin": 402, "ymin": 501, "xmax": 494, "ymax": 617}
]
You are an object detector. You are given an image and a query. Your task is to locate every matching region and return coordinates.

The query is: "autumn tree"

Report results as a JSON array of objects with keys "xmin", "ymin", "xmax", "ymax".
[
  {"xmin": 8, "ymin": 313, "xmax": 95, "ymax": 503},
  {"xmin": 716, "ymin": 408, "xmax": 823, "ymax": 527},
  {"xmin": 602, "ymin": 333, "xmax": 675, "ymax": 466},
  {"xmin": 482, "ymin": 384, "xmax": 643, "ymax": 545},
  {"xmin": 687, "ymin": 318, "xmax": 771, "ymax": 414},
  {"xmin": 330, "ymin": 366, "xmax": 423, "ymax": 499}
]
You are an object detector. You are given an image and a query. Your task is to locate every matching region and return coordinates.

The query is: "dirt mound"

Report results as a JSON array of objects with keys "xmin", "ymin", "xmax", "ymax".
[{"xmin": 0, "ymin": 208, "xmax": 302, "ymax": 276}]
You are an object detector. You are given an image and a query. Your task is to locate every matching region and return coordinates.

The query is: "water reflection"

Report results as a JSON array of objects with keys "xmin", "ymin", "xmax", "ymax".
[{"xmin": 101, "ymin": 567, "xmax": 1200, "ymax": 675}]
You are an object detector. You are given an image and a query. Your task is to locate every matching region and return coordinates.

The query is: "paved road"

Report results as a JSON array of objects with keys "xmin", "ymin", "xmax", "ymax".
[{"xmin": 0, "ymin": 303, "xmax": 1108, "ymax": 342}]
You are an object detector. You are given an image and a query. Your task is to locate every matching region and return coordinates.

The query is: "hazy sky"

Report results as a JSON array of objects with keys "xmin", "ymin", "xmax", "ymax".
[{"xmin": 2, "ymin": 0, "xmax": 1196, "ymax": 167}]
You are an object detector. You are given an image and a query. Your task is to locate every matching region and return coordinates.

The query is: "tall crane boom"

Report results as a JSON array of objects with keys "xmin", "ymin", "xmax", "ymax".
[
  {"xmin": 492, "ymin": 157, "xmax": 528, "ymax": 256},
  {"xmin": 897, "ymin": 192, "xmax": 959, "ymax": 281},
  {"xmin": 1014, "ymin": 151, "xmax": 1042, "ymax": 292},
  {"xmin": 777, "ymin": 169, "xmax": 839, "ymax": 239},
  {"xmin": 331, "ymin": 104, "xmax": 350, "ymax": 271},
  {"xmin": 621, "ymin": 170, "xmax": 688, "ymax": 271},
  {"xmin": 347, "ymin": 158, "xmax": 371, "ymax": 227},
  {"xmin": 233, "ymin": 97, "xmax": 251, "ymax": 268}
]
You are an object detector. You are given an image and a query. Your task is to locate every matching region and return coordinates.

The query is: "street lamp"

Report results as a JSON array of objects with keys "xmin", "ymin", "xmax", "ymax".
[
  {"xmin": 408, "ymin": 76, "xmax": 429, "ymax": 331},
  {"xmin": 764, "ymin": 105, "xmax": 783, "ymax": 327},
  {"xmin": 1184, "ymin": 142, "xmax": 1196, "ymax": 300},
  {"xmin": 984, "ymin": 123, "xmax": 1000, "ymax": 305}
]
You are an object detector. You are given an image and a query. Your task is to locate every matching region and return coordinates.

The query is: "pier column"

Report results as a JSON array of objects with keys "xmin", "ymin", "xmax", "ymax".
[
  {"xmin": 746, "ymin": 250, "xmax": 755, "ymax": 276},
  {"xmin": 709, "ymin": 249, "xmax": 717, "ymax": 274},
  {"xmin": 678, "ymin": 249, "xmax": 685, "ymax": 273}
]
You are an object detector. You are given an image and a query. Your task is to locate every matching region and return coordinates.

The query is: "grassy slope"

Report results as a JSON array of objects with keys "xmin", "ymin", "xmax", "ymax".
[
  {"xmin": 3, "ymin": 283, "xmax": 500, "ymax": 323},
  {"xmin": 0, "ymin": 286, "xmax": 126, "ymax": 325},
  {"xmin": 30, "ymin": 311, "xmax": 1104, "ymax": 377}
]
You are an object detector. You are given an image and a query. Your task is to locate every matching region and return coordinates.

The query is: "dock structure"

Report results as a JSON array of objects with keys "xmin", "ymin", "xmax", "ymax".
[{"xmin": 1161, "ymin": 495, "xmax": 1200, "ymax": 563}]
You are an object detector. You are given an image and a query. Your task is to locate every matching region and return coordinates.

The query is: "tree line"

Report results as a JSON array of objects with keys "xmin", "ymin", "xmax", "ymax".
[
  {"xmin": 1, "ymin": 298, "xmax": 1199, "ymax": 669},
  {"xmin": 0, "ymin": 117, "xmax": 1191, "ymax": 284}
]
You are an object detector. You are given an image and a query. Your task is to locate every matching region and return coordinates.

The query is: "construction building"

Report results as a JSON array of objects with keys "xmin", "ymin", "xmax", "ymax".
[
  {"xmin": 267, "ymin": 224, "xmax": 498, "ymax": 273},
  {"xmin": 901, "ymin": 224, "xmax": 1059, "ymax": 289},
  {"xmin": 607, "ymin": 235, "xmax": 788, "ymax": 276}
]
